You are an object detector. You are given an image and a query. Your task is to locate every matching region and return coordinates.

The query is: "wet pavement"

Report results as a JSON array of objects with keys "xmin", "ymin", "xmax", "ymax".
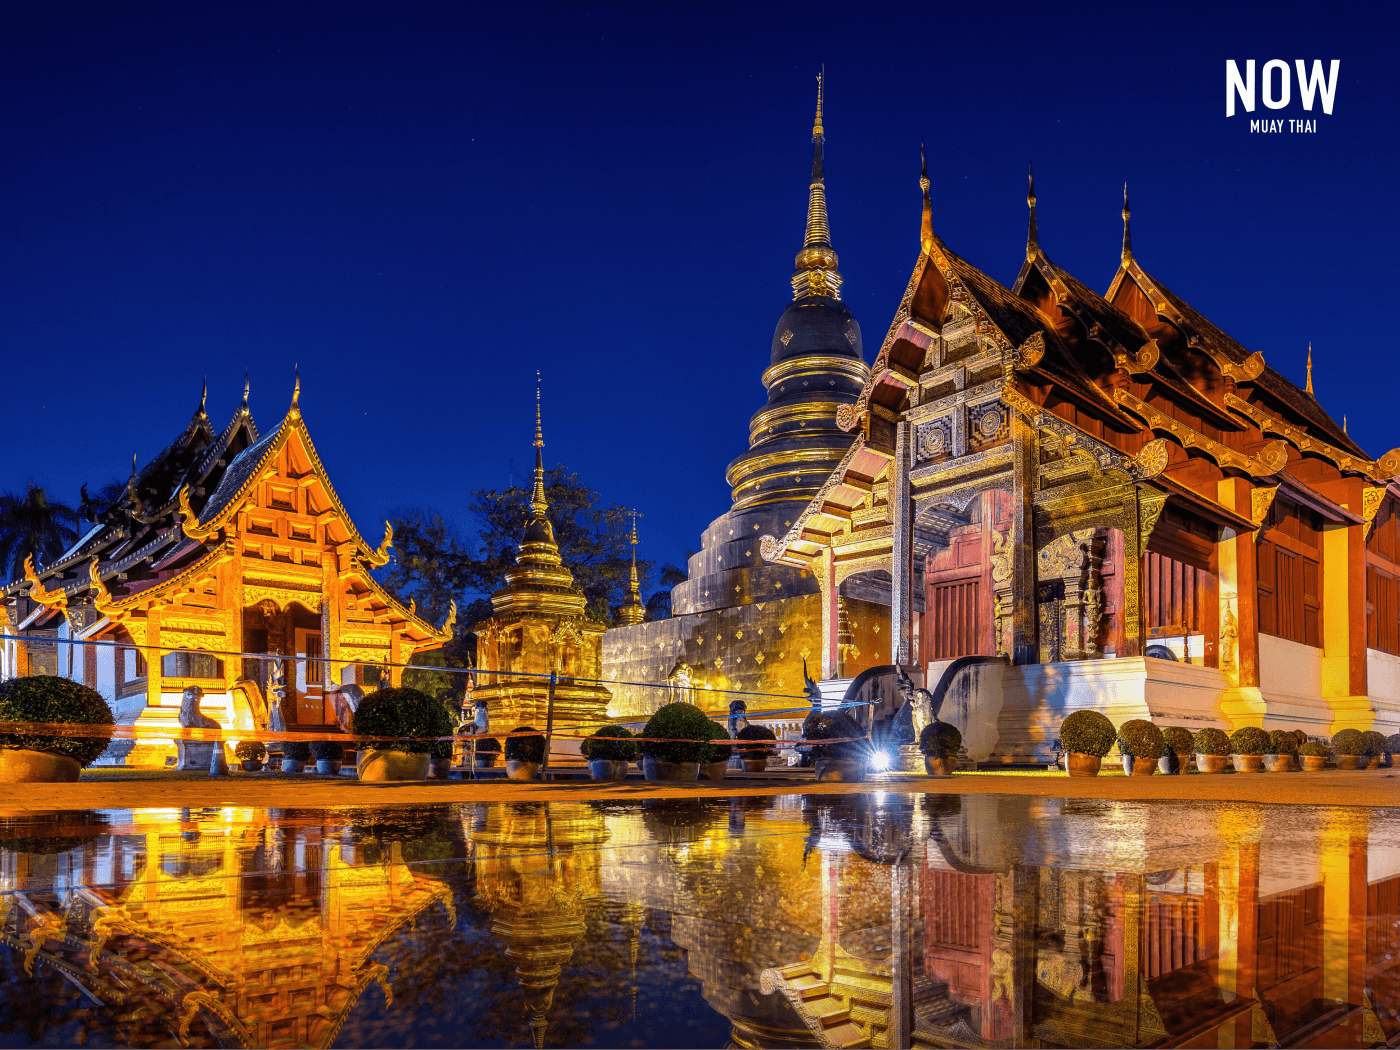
[{"xmin": 1, "ymin": 794, "xmax": 1397, "ymax": 1048}]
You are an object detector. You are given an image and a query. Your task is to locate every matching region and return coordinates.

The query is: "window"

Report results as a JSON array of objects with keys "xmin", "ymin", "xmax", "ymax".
[
  {"xmin": 1368, "ymin": 566, "xmax": 1400, "ymax": 655},
  {"xmin": 1258, "ymin": 541, "xmax": 1321, "ymax": 647},
  {"xmin": 305, "ymin": 633, "xmax": 323, "ymax": 686},
  {"xmin": 161, "ymin": 651, "xmax": 224, "ymax": 679}
]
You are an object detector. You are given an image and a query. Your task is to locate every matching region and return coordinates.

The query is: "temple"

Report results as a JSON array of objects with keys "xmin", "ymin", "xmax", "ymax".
[{"xmin": 0, "ymin": 376, "xmax": 453, "ymax": 765}]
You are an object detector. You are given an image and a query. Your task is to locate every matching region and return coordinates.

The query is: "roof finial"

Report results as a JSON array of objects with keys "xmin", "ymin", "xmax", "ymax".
[
  {"xmin": 1026, "ymin": 162, "xmax": 1038, "ymax": 257},
  {"xmin": 792, "ymin": 69, "xmax": 841, "ymax": 300},
  {"xmin": 1121, "ymin": 183, "xmax": 1133, "ymax": 263},
  {"xmin": 531, "ymin": 372, "xmax": 547, "ymax": 518},
  {"xmin": 1344, "ymin": 414, "xmax": 1348, "ymax": 434},
  {"xmin": 919, "ymin": 143, "xmax": 934, "ymax": 255},
  {"xmin": 241, "ymin": 369, "xmax": 250, "ymax": 409},
  {"xmin": 813, "ymin": 65, "xmax": 824, "ymax": 142},
  {"xmin": 619, "ymin": 508, "xmax": 645, "ymax": 625},
  {"xmin": 290, "ymin": 364, "xmax": 301, "ymax": 412},
  {"xmin": 1305, "ymin": 342, "xmax": 1314, "ymax": 397},
  {"xmin": 198, "ymin": 376, "xmax": 208, "ymax": 416}
]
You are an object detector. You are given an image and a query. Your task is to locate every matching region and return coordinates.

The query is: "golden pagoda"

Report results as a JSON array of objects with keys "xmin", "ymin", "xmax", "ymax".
[
  {"xmin": 616, "ymin": 511, "xmax": 645, "ymax": 627},
  {"xmin": 471, "ymin": 383, "xmax": 611, "ymax": 745}
]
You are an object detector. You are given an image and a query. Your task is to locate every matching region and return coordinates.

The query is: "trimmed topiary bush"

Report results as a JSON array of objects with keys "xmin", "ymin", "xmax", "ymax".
[
  {"xmin": 735, "ymin": 724, "xmax": 778, "ymax": 757},
  {"xmin": 234, "ymin": 740, "xmax": 266, "ymax": 762},
  {"xmin": 1362, "ymin": 730, "xmax": 1388, "ymax": 757},
  {"xmin": 1387, "ymin": 734, "xmax": 1400, "ymax": 756},
  {"xmin": 282, "ymin": 740, "xmax": 312, "ymax": 762},
  {"xmin": 638, "ymin": 703, "xmax": 714, "ymax": 764},
  {"xmin": 504, "ymin": 727, "xmax": 546, "ymax": 764},
  {"xmin": 1194, "ymin": 727, "xmax": 1231, "ymax": 755},
  {"xmin": 1162, "ymin": 727, "xmax": 1194, "ymax": 757},
  {"xmin": 803, "ymin": 712, "xmax": 865, "ymax": 761},
  {"xmin": 1118, "ymin": 720, "xmax": 1166, "ymax": 760},
  {"xmin": 471, "ymin": 736, "xmax": 501, "ymax": 754},
  {"xmin": 0, "ymin": 675, "xmax": 114, "ymax": 767},
  {"xmin": 350, "ymin": 686, "xmax": 454, "ymax": 754},
  {"xmin": 919, "ymin": 721, "xmax": 963, "ymax": 759},
  {"xmin": 1230, "ymin": 726, "xmax": 1270, "ymax": 755},
  {"xmin": 1298, "ymin": 740, "xmax": 1330, "ymax": 757},
  {"xmin": 1060, "ymin": 710, "xmax": 1116, "ymax": 757},
  {"xmin": 702, "ymin": 721, "xmax": 733, "ymax": 764},
  {"xmin": 581, "ymin": 725, "xmax": 639, "ymax": 762},
  {"xmin": 310, "ymin": 740, "xmax": 345, "ymax": 761},
  {"xmin": 1268, "ymin": 730, "xmax": 1299, "ymax": 756},
  {"xmin": 1332, "ymin": 728, "xmax": 1367, "ymax": 756}
]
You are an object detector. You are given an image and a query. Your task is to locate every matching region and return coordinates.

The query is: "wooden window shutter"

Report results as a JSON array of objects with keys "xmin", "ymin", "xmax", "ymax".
[
  {"xmin": 1257, "ymin": 540, "xmax": 1277, "ymax": 637},
  {"xmin": 1302, "ymin": 556, "xmax": 1321, "ymax": 648}
]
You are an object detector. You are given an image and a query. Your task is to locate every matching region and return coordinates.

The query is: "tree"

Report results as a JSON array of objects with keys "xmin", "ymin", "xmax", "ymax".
[{"xmin": 0, "ymin": 483, "xmax": 80, "ymax": 582}]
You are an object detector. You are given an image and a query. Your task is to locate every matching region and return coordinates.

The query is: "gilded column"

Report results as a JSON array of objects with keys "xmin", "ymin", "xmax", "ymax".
[
  {"xmin": 1009, "ymin": 410, "xmax": 1038, "ymax": 664},
  {"xmin": 1320, "ymin": 479, "xmax": 1371, "ymax": 731},
  {"xmin": 1217, "ymin": 478, "xmax": 1264, "ymax": 727},
  {"xmin": 818, "ymin": 550, "xmax": 839, "ymax": 680},
  {"xmin": 891, "ymin": 420, "xmax": 912, "ymax": 665}
]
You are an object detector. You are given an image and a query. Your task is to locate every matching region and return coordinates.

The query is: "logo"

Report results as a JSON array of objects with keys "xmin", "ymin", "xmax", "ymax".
[{"xmin": 1226, "ymin": 60, "xmax": 1339, "ymax": 133}]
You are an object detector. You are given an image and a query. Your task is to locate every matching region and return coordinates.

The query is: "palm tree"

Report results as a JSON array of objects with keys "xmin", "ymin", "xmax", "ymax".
[{"xmin": 0, "ymin": 483, "xmax": 81, "ymax": 582}]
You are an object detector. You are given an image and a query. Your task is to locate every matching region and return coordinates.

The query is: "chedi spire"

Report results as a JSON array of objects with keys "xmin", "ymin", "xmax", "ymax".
[
  {"xmin": 618, "ymin": 510, "xmax": 645, "ymax": 626},
  {"xmin": 791, "ymin": 67, "xmax": 842, "ymax": 301},
  {"xmin": 518, "ymin": 373, "xmax": 561, "ymax": 566}
]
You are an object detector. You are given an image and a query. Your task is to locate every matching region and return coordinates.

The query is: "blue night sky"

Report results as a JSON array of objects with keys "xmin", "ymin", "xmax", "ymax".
[{"xmin": 1, "ymin": 1, "xmax": 1393, "ymax": 586}]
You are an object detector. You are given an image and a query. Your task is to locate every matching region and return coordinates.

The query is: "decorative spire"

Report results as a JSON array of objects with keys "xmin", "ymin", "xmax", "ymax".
[
  {"xmin": 791, "ymin": 67, "xmax": 842, "ymax": 301},
  {"xmin": 197, "ymin": 376, "xmax": 208, "ymax": 418},
  {"xmin": 618, "ymin": 509, "xmax": 645, "ymax": 626},
  {"xmin": 289, "ymin": 365, "xmax": 301, "ymax": 416},
  {"xmin": 1305, "ymin": 342, "xmax": 1314, "ymax": 397},
  {"xmin": 920, "ymin": 142, "xmax": 934, "ymax": 256},
  {"xmin": 1121, "ymin": 183, "xmax": 1133, "ymax": 263},
  {"xmin": 1026, "ymin": 162, "xmax": 1038, "ymax": 257},
  {"xmin": 1344, "ymin": 414, "xmax": 1348, "ymax": 434},
  {"xmin": 517, "ymin": 371, "xmax": 561, "ymax": 566},
  {"xmin": 531, "ymin": 371, "xmax": 547, "ymax": 519}
]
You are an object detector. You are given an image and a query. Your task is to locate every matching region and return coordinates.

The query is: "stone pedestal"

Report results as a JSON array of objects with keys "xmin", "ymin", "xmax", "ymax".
[
  {"xmin": 896, "ymin": 744, "xmax": 924, "ymax": 774},
  {"xmin": 176, "ymin": 741, "xmax": 217, "ymax": 771}
]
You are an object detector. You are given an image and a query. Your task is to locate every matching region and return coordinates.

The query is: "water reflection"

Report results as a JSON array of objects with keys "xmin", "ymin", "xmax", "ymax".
[{"xmin": 0, "ymin": 795, "xmax": 1397, "ymax": 1048}]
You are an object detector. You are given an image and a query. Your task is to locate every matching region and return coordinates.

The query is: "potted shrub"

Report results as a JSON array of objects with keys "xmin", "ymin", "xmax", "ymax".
[
  {"xmin": 1117, "ymin": 720, "xmax": 1165, "ymax": 776},
  {"xmin": 471, "ymin": 736, "xmax": 501, "ymax": 768},
  {"xmin": 1229, "ymin": 726, "xmax": 1270, "ymax": 773},
  {"xmin": 0, "ymin": 676, "xmax": 114, "ymax": 783},
  {"xmin": 351, "ymin": 686, "xmax": 452, "ymax": 781},
  {"xmin": 1388, "ymin": 734, "xmax": 1400, "ymax": 769},
  {"xmin": 1059, "ymin": 710, "xmax": 1115, "ymax": 777},
  {"xmin": 311, "ymin": 740, "xmax": 345, "ymax": 776},
  {"xmin": 429, "ymin": 737, "xmax": 454, "ymax": 780},
  {"xmin": 919, "ymin": 721, "xmax": 962, "ymax": 776},
  {"xmin": 581, "ymin": 725, "xmax": 638, "ymax": 780},
  {"xmin": 1332, "ymin": 728, "xmax": 1367, "ymax": 770},
  {"xmin": 700, "ymin": 721, "xmax": 731, "ymax": 781},
  {"xmin": 281, "ymin": 740, "xmax": 311, "ymax": 773},
  {"xmin": 1194, "ymin": 728, "xmax": 1231, "ymax": 773},
  {"xmin": 1298, "ymin": 740, "xmax": 1330, "ymax": 772},
  {"xmin": 638, "ymin": 703, "xmax": 713, "ymax": 781},
  {"xmin": 234, "ymin": 740, "xmax": 266, "ymax": 772},
  {"xmin": 504, "ymin": 727, "xmax": 546, "ymax": 781},
  {"xmin": 1363, "ymin": 730, "xmax": 1388, "ymax": 770},
  {"xmin": 1160, "ymin": 727, "xmax": 1194, "ymax": 774},
  {"xmin": 735, "ymin": 724, "xmax": 778, "ymax": 773},
  {"xmin": 1265, "ymin": 729, "xmax": 1298, "ymax": 772},
  {"xmin": 803, "ymin": 713, "xmax": 868, "ymax": 782}
]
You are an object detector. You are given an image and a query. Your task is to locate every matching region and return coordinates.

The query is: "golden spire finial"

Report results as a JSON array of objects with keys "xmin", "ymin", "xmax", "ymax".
[
  {"xmin": 198, "ymin": 376, "xmax": 208, "ymax": 417},
  {"xmin": 1344, "ymin": 414, "xmax": 1348, "ymax": 434},
  {"xmin": 1305, "ymin": 342, "xmax": 1314, "ymax": 397},
  {"xmin": 792, "ymin": 69, "xmax": 841, "ymax": 300},
  {"xmin": 619, "ymin": 508, "xmax": 645, "ymax": 625},
  {"xmin": 1026, "ymin": 162, "xmax": 1038, "ymax": 258},
  {"xmin": 919, "ymin": 143, "xmax": 934, "ymax": 256},
  {"xmin": 290, "ymin": 365, "xmax": 301, "ymax": 414},
  {"xmin": 530, "ymin": 373, "xmax": 548, "ymax": 518},
  {"xmin": 1121, "ymin": 183, "xmax": 1133, "ymax": 263},
  {"xmin": 241, "ymin": 369, "xmax": 250, "ymax": 409},
  {"xmin": 813, "ymin": 65, "xmax": 824, "ymax": 140}
]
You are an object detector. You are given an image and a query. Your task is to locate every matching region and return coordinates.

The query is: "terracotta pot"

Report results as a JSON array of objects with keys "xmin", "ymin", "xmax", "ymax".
[
  {"xmin": 1337, "ymin": 754, "xmax": 1362, "ymax": 770},
  {"xmin": 358, "ymin": 749, "xmax": 430, "ymax": 782},
  {"xmin": 1301, "ymin": 755, "xmax": 1328, "ymax": 771},
  {"xmin": 0, "ymin": 749, "xmax": 81, "ymax": 783},
  {"xmin": 316, "ymin": 759, "xmax": 343, "ymax": 776},
  {"xmin": 1130, "ymin": 757, "xmax": 1156, "ymax": 776},
  {"xmin": 742, "ymin": 758, "xmax": 768, "ymax": 773},
  {"xmin": 643, "ymin": 757, "xmax": 699, "ymax": 781},
  {"xmin": 505, "ymin": 759, "xmax": 541, "ymax": 781},
  {"xmin": 240, "ymin": 760, "xmax": 263, "ymax": 772},
  {"xmin": 1065, "ymin": 753, "xmax": 1102, "ymax": 778},
  {"xmin": 1233, "ymin": 754, "xmax": 1264, "ymax": 773},
  {"xmin": 473, "ymin": 753, "xmax": 498, "ymax": 768},
  {"xmin": 1264, "ymin": 754, "xmax": 1295, "ymax": 772},
  {"xmin": 924, "ymin": 755, "xmax": 955, "ymax": 776},
  {"xmin": 1367, "ymin": 756, "xmax": 1382, "ymax": 770},
  {"xmin": 814, "ymin": 757, "xmax": 866, "ymax": 782},
  {"xmin": 430, "ymin": 757, "xmax": 453, "ymax": 780},
  {"xmin": 282, "ymin": 759, "xmax": 306, "ymax": 774},
  {"xmin": 700, "ymin": 761, "xmax": 729, "ymax": 782},
  {"xmin": 1196, "ymin": 754, "xmax": 1229, "ymax": 773},
  {"xmin": 589, "ymin": 759, "xmax": 628, "ymax": 781}
]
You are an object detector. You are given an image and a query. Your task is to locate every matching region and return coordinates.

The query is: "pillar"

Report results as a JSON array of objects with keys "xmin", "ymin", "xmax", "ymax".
[
  {"xmin": 1320, "ymin": 812, "xmax": 1367, "ymax": 1009},
  {"xmin": 890, "ymin": 858, "xmax": 912, "ymax": 1049},
  {"xmin": 1322, "ymin": 515, "xmax": 1371, "ymax": 732},
  {"xmin": 1217, "ymin": 478, "xmax": 1264, "ymax": 728},
  {"xmin": 818, "ymin": 551, "xmax": 839, "ymax": 680},
  {"xmin": 1009, "ymin": 411, "xmax": 1038, "ymax": 664},
  {"xmin": 891, "ymin": 421, "xmax": 912, "ymax": 666}
]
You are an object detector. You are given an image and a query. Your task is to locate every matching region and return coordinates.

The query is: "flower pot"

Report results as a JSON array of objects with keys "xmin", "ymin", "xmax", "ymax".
[
  {"xmin": 700, "ymin": 761, "xmax": 729, "ymax": 782},
  {"xmin": 1065, "ymin": 753, "xmax": 1102, "ymax": 778},
  {"xmin": 357, "ymin": 749, "xmax": 430, "ymax": 782},
  {"xmin": 1233, "ymin": 754, "xmax": 1264, "ymax": 773},
  {"xmin": 1159, "ymin": 753, "xmax": 1183, "ymax": 775},
  {"xmin": 643, "ymin": 757, "xmax": 699, "ymax": 781},
  {"xmin": 240, "ymin": 760, "xmax": 264, "ymax": 773},
  {"xmin": 924, "ymin": 756, "xmax": 955, "ymax": 776},
  {"xmin": 1301, "ymin": 755, "xmax": 1328, "ymax": 772},
  {"xmin": 742, "ymin": 758, "xmax": 769, "ymax": 774},
  {"xmin": 430, "ymin": 757, "xmax": 453, "ymax": 780},
  {"xmin": 1367, "ymin": 756, "xmax": 1382, "ymax": 770},
  {"xmin": 1337, "ymin": 754, "xmax": 1362, "ymax": 770},
  {"xmin": 1196, "ymin": 754, "xmax": 1229, "ymax": 774},
  {"xmin": 316, "ymin": 759, "xmax": 343, "ymax": 776},
  {"xmin": 473, "ymin": 754, "xmax": 498, "ymax": 769},
  {"xmin": 1264, "ymin": 755, "xmax": 1294, "ymax": 772},
  {"xmin": 814, "ymin": 757, "xmax": 866, "ymax": 782},
  {"xmin": 589, "ymin": 759, "xmax": 628, "ymax": 781},
  {"xmin": 1130, "ymin": 757, "xmax": 1156, "ymax": 776},
  {"xmin": 0, "ymin": 749, "xmax": 81, "ymax": 783},
  {"xmin": 282, "ymin": 759, "xmax": 306, "ymax": 774},
  {"xmin": 505, "ymin": 760, "xmax": 541, "ymax": 781}
]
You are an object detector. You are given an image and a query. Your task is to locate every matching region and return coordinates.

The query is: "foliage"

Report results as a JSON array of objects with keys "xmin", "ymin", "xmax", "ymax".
[
  {"xmin": 581, "ymin": 724, "xmax": 638, "ymax": 762},
  {"xmin": 311, "ymin": 740, "xmax": 345, "ymax": 761},
  {"xmin": 1161, "ymin": 727, "xmax": 1194, "ymax": 757},
  {"xmin": 1267, "ymin": 729, "xmax": 1299, "ymax": 756},
  {"xmin": 1117, "ymin": 719, "xmax": 1165, "ymax": 760},
  {"xmin": 735, "ymin": 723, "xmax": 778, "ymax": 757},
  {"xmin": 1331, "ymin": 728, "xmax": 1367, "ymax": 756},
  {"xmin": 1059, "ymin": 710, "xmax": 1115, "ymax": 757},
  {"xmin": 1193, "ymin": 727, "xmax": 1231, "ymax": 755},
  {"xmin": 1229, "ymin": 726, "xmax": 1270, "ymax": 755},
  {"xmin": 469, "ymin": 735, "xmax": 501, "ymax": 753},
  {"xmin": 1388, "ymin": 734, "xmax": 1400, "ymax": 755},
  {"xmin": 282, "ymin": 740, "xmax": 312, "ymax": 761},
  {"xmin": 234, "ymin": 740, "xmax": 266, "ymax": 761},
  {"xmin": 802, "ymin": 712, "xmax": 865, "ymax": 761},
  {"xmin": 1363, "ymin": 730, "xmax": 1389, "ymax": 757},
  {"xmin": 504, "ymin": 726, "xmax": 546, "ymax": 764},
  {"xmin": 351, "ymin": 686, "xmax": 455, "ymax": 754},
  {"xmin": 638, "ymin": 703, "xmax": 713, "ymax": 763},
  {"xmin": 918, "ymin": 721, "xmax": 962, "ymax": 759},
  {"xmin": 0, "ymin": 676, "xmax": 113, "ymax": 766},
  {"xmin": 702, "ymin": 720, "xmax": 732, "ymax": 764},
  {"xmin": 1298, "ymin": 740, "xmax": 1330, "ymax": 757},
  {"xmin": 0, "ymin": 483, "xmax": 80, "ymax": 582}
]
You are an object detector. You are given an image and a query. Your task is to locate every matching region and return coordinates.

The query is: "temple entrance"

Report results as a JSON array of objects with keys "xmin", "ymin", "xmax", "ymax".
[
  {"xmin": 1144, "ymin": 504, "xmax": 1220, "ymax": 665},
  {"xmin": 241, "ymin": 600, "xmax": 333, "ymax": 726},
  {"xmin": 922, "ymin": 491, "xmax": 1008, "ymax": 660}
]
